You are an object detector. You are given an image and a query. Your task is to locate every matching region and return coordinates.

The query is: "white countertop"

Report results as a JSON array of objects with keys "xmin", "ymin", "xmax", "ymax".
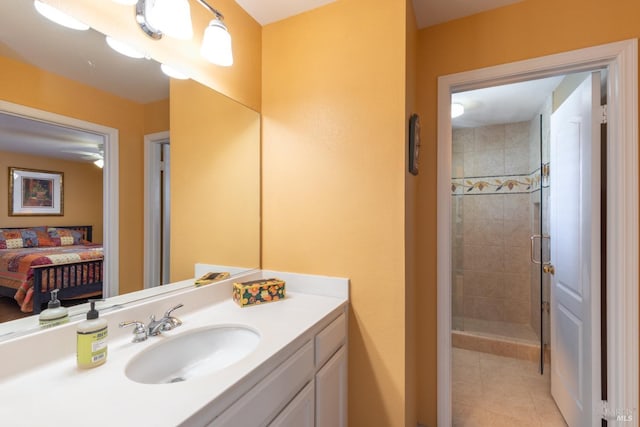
[{"xmin": 0, "ymin": 270, "xmax": 348, "ymax": 426}]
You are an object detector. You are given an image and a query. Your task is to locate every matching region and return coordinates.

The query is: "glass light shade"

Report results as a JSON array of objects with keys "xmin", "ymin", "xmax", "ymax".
[
  {"xmin": 201, "ymin": 19, "xmax": 233, "ymax": 67},
  {"xmin": 33, "ymin": 0, "xmax": 90, "ymax": 31},
  {"xmin": 160, "ymin": 64, "xmax": 188, "ymax": 80},
  {"xmin": 146, "ymin": 0, "xmax": 193, "ymax": 40},
  {"xmin": 451, "ymin": 103, "xmax": 465, "ymax": 118},
  {"xmin": 111, "ymin": 0, "xmax": 138, "ymax": 5},
  {"xmin": 93, "ymin": 159, "xmax": 105, "ymax": 169},
  {"xmin": 106, "ymin": 36, "xmax": 145, "ymax": 59}
]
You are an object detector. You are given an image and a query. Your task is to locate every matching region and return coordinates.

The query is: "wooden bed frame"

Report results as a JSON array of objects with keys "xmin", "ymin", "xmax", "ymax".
[{"xmin": 0, "ymin": 225, "xmax": 103, "ymax": 314}]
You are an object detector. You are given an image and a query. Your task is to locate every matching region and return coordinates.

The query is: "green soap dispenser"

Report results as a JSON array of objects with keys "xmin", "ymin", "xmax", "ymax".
[
  {"xmin": 76, "ymin": 300, "xmax": 108, "ymax": 369},
  {"xmin": 39, "ymin": 289, "xmax": 68, "ymax": 328}
]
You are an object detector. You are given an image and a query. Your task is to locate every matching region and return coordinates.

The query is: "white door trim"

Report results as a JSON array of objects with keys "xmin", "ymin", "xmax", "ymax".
[
  {"xmin": 436, "ymin": 39, "xmax": 638, "ymax": 426},
  {"xmin": 0, "ymin": 100, "xmax": 120, "ymax": 298},
  {"xmin": 143, "ymin": 131, "xmax": 169, "ymax": 289}
]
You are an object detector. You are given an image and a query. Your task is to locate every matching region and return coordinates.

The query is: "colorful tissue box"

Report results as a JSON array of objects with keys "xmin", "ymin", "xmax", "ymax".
[
  {"xmin": 233, "ymin": 278, "xmax": 286, "ymax": 307},
  {"xmin": 195, "ymin": 272, "xmax": 230, "ymax": 286}
]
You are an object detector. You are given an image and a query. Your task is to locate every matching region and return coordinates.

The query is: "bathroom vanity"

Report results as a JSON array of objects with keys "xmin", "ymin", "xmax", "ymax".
[{"xmin": 0, "ymin": 269, "xmax": 349, "ymax": 426}]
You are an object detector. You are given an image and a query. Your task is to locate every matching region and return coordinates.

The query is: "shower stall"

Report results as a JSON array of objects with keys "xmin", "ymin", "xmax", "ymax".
[{"xmin": 451, "ymin": 104, "xmax": 551, "ymax": 369}]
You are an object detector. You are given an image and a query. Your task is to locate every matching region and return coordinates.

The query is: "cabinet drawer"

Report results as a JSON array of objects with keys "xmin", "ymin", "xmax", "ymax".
[
  {"xmin": 315, "ymin": 313, "xmax": 346, "ymax": 368},
  {"xmin": 209, "ymin": 341, "xmax": 314, "ymax": 427},
  {"xmin": 268, "ymin": 380, "xmax": 315, "ymax": 427}
]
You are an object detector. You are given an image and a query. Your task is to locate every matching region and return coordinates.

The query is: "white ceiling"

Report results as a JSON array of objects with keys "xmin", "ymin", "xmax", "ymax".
[
  {"xmin": 452, "ymin": 76, "xmax": 565, "ymax": 129},
  {"xmin": 234, "ymin": 0, "xmax": 338, "ymax": 26},
  {"xmin": 235, "ymin": 0, "xmax": 524, "ymax": 28},
  {"xmin": 0, "ymin": 113, "xmax": 104, "ymax": 161},
  {"xmin": 412, "ymin": 0, "xmax": 525, "ymax": 28}
]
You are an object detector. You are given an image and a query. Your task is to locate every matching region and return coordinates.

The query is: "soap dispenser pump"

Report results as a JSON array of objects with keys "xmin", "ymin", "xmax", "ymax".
[
  {"xmin": 76, "ymin": 300, "xmax": 108, "ymax": 369},
  {"xmin": 39, "ymin": 289, "xmax": 68, "ymax": 328}
]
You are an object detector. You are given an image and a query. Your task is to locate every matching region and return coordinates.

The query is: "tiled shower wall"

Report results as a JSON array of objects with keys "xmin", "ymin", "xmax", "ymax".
[{"xmin": 452, "ymin": 123, "xmax": 532, "ymax": 325}]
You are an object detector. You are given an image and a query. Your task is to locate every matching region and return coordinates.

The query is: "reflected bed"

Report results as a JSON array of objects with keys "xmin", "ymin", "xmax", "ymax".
[{"xmin": 0, "ymin": 226, "xmax": 103, "ymax": 314}]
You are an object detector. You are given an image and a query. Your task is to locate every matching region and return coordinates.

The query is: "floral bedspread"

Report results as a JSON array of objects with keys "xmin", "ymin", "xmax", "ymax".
[{"xmin": 0, "ymin": 245, "xmax": 103, "ymax": 313}]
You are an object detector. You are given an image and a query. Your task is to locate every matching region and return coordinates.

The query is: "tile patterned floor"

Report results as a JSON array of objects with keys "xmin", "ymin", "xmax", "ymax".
[
  {"xmin": 453, "ymin": 348, "xmax": 568, "ymax": 427},
  {"xmin": 453, "ymin": 316, "xmax": 539, "ymax": 344}
]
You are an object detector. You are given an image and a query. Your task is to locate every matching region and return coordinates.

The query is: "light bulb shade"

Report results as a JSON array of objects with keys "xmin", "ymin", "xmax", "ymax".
[
  {"xmin": 106, "ymin": 36, "xmax": 145, "ymax": 59},
  {"xmin": 34, "ymin": 0, "xmax": 90, "ymax": 31},
  {"xmin": 160, "ymin": 64, "xmax": 188, "ymax": 80},
  {"xmin": 451, "ymin": 103, "xmax": 465, "ymax": 118},
  {"xmin": 93, "ymin": 159, "xmax": 104, "ymax": 169},
  {"xmin": 201, "ymin": 19, "xmax": 233, "ymax": 67},
  {"xmin": 146, "ymin": 0, "xmax": 193, "ymax": 40}
]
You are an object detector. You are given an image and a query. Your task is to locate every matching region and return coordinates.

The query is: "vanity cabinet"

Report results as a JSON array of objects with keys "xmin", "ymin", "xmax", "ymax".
[
  {"xmin": 315, "ymin": 346, "xmax": 347, "ymax": 427},
  {"xmin": 269, "ymin": 380, "xmax": 315, "ymax": 427},
  {"xmin": 208, "ymin": 310, "xmax": 347, "ymax": 427}
]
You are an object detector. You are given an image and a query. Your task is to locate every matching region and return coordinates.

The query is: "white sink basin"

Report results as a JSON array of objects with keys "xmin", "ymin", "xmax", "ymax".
[{"xmin": 125, "ymin": 325, "xmax": 260, "ymax": 384}]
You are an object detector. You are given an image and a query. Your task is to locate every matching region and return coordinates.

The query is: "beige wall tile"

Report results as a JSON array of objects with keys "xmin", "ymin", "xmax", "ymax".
[
  {"xmin": 504, "ymin": 245, "xmax": 530, "ymax": 273},
  {"xmin": 504, "ymin": 298, "xmax": 530, "ymax": 324},
  {"xmin": 474, "ymin": 195, "xmax": 504, "ymax": 220},
  {"xmin": 464, "ymin": 271, "xmax": 505, "ymax": 298},
  {"xmin": 453, "ymin": 127, "xmax": 473, "ymax": 154},
  {"xmin": 504, "ymin": 147, "xmax": 529, "ymax": 175},
  {"xmin": 474, "ymin": 148, "xmax": 505, "ymax": 176},
  {"xmin": 505, "ymin": 121, "xmax": 530, "ymax": 150},
  {"xmin": 504, "ymin": 193, "xmax": 531, "ymax": 222},
  {"xmin": 475, "ymin": 125, "xmax": 505, "ymax": 151},
  {"xmin": 464, "ymin": 219, "xmax": 504, "ymax": 247},
  {"xmin": 472, "ymin": 296, "xmax": 505, "ymax": 321},
  {"xmin": 504, "ymin": 272, "xmax": 529, "ymax": 300},
  {"xmin": 504, "ymin": 219, "xmax": 530, "ymax": 247},
  {"xmin": 473, "ymin": 244, "xmax": 505, "ymax": 272}
]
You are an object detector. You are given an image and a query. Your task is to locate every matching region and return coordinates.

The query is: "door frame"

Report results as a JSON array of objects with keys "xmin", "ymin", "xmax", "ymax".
[
  {"xmin": 0, "ymin": 100, "xmax": 119, "ymax": 297},
  {"xmin": 436, "ymin": 39, "xmax": 638, "ymax": 426},
  {"xmin": 143, "ymin": 131, "xmax": 170, "ymax": 289}
]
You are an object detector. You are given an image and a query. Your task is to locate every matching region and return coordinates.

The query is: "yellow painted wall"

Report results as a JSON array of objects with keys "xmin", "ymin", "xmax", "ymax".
[
  {"xmin": 415, "ymin": 0, "xmax": 640, "ymax": 424},
  {"xmin": 262, "ymin": 0, "xmax": 409, "ymax": 425},
  {"xmin": 0, "ymin": 151, "xmax": 103, "ymax": 240},
  {"xmin": 170, "ymin": 79, "xmax": 260, "ymax": 281},
  {"xmin": 405, "ymin": 1, "xmax": 418, "ymax": 425},
  {"xmin": 0, "ymin": 55, "xmax": 168, "ymax": 296},
  {"xmin": 54, "ymin": 0, "xmax": 261, "ymax": 112},
  {"xmin": 144, "ymin": 98, "xmax": 170, "ymax": 135}
]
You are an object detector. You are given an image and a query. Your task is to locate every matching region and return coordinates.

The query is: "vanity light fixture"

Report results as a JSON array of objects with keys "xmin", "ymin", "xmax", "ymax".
[
  {"xmin": 136, "ymin": 0, "xmax": 234, "ymax": 67},
  {"xmin": 105, "ymin": 36, "xmax": 146, "ymax": 59},
  {"xmin": 33, "ymin": 0, "xmax": 90, "ymax": 31},
  {"xmin": 451, "ymin": 103, "xmax": 465, "ymax": 118},
  {"xmin": 160, "ymin": 64, "xmax": 189, "ymax": 80},
  {"xmin": 201, "ymin": 16, "xmax": 233, "ymax": 66},
  {"xmin": 137, "ymin": 0, "xmax": 193, "ymax": 40}
]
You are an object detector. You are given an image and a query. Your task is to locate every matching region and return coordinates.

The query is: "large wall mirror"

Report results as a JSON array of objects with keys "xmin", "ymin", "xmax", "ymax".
[{"xmin": 0, "ymin": 0, "xmax": 260, "ymax": 338}]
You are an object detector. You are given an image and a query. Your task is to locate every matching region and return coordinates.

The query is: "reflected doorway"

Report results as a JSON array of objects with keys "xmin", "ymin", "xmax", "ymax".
[{"xmin": 144, "ymin": 131, "xmax": 171, "ymax": 288}]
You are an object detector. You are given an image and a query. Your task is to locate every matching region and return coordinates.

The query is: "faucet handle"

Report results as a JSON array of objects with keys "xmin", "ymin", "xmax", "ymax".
[
  {"xmin": 119, "ymin": 320, "xmax": 148, "ymax": 343},
  {"xmin": 164, "ymin": 303, "xmax": 184, "ymax": 318}
]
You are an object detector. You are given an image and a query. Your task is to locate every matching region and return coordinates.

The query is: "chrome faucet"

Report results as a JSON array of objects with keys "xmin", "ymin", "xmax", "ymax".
[
  {"xmin": 147, "ymin": 303, "xmax": 184, "ymax": 336},
  {"xmin": 119, "ymin": 303, "xmax": 184, "ymax": 342}
]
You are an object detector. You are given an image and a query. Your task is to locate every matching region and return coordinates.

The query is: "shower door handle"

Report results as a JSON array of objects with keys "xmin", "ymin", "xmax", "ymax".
[{"xmin": 530, "ymin": 234, "xmax": 551, "ymax": 265}]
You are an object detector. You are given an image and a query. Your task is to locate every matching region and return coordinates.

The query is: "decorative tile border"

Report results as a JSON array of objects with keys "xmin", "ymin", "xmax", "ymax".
[{"xmin": 452, "ymin": 170, "xmax": 542, "ymax": 195}]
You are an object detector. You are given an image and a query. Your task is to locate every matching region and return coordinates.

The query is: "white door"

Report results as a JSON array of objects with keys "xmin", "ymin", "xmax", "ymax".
[{"xmin": 549, "ymin": 72, "xmax": 601, "ymax": 426}]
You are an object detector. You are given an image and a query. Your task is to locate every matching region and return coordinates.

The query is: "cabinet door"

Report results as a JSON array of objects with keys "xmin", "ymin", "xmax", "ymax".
[
  {"xmin": 209, "ymin": 341, "xmax": 314, "ymax": 427},
  {"xmin": 315, "ymin": 346, "xmax": 347, "ymax": 427},
  {"xmin": 269, "ymin": 380, "xmax": 315, "ymax": 427}
]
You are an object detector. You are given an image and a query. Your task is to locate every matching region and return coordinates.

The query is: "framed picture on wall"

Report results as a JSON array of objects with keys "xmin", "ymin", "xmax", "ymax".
[{"xmin": 8, "ymin": 167, "xmax": 64, "ymax": 216}]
